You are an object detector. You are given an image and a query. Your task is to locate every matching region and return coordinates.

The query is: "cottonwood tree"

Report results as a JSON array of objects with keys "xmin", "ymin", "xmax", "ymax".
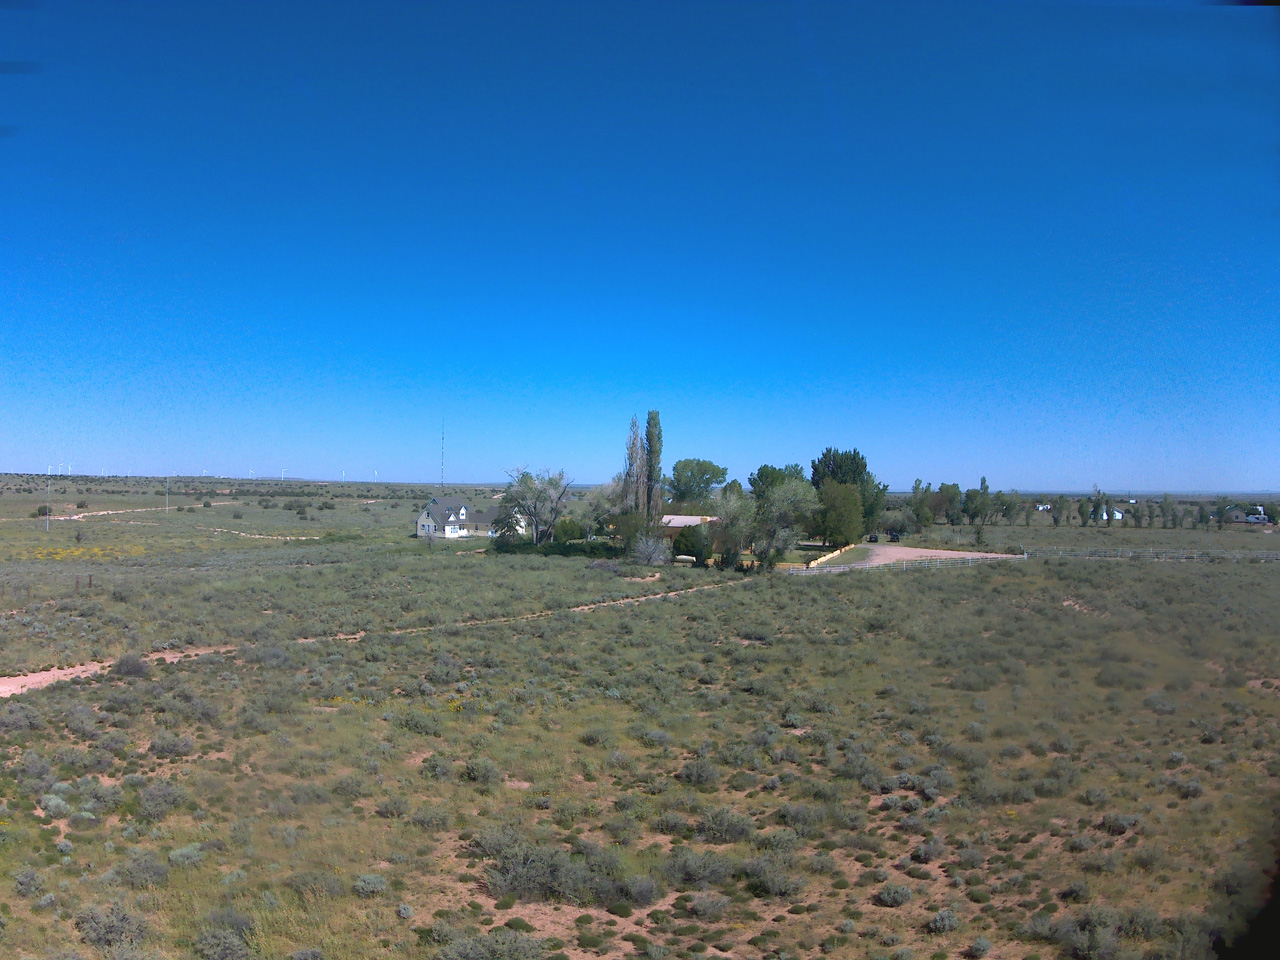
[
  {"xmin": 963, "ymin": 478, "xmax": 992, "ymax": 526},
  {"xmin": 583, "ymin": 475, "xmax": 624, "ymax": 535},
  {"xmin": 907, "ymin": 479, "xmax": 934, "ymax": 531},
  {"xmin": 752, "ymin": 477, "xmax": 818, "ymax": 567},
  {"xmin": 670, "ymin": 459, "xmax": 727, "ymax": 505},
  {"xmin": 749, "ymin": 463, "xmax": 805, "ymax": 498},
  {"xmin": 1215, "ymin": 496, "xmax": 1231, "ymax": 530},
  {"xmin": 814, "ymin": 481, "xmax": 864, "ymax": 546},
  {"xmin": 711, "ymin": 486, "xmax": 755, "ymax": 568},
  {"xmin": 1051, "ymin": 494, "xmax": 1070, "ymax": 527},
  {"xmin": 810, "ymin": 446, "xmax": 887, "ymax": 530},
  {"xmin": 499, "ymin": 468, "xmax": 572, "ymax": 545},
  {"xmin": 934, "ymin": 482, "xmax": 964, "ymax": 525}
]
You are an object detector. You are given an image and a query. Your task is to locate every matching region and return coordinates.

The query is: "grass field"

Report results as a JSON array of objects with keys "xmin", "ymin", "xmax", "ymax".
[{"xmin": 0, "ymin": 475, "xmax": 1276, "ymax": 960}]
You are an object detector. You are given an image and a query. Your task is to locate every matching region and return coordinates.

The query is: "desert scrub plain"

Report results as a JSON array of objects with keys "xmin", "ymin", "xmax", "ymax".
[{"xmin": 0, "ymin": 478, "xmax": 1277, "ymax": 960}]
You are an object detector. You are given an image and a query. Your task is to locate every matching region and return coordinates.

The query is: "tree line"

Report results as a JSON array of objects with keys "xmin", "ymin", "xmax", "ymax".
[
  {"xmin": 905, "ymin": 481, "xmax": 1274, "ymax": 532},
  {"xmin": 497, "ymin": 411, "xmax": 888, "ymax": 568},
  {"xmin": 494, "ymin": 416, "xmax": 1274, "ymax": 564}
]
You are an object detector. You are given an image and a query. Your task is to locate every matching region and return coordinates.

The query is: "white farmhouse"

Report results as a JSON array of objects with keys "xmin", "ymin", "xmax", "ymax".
[{"xmin": 415, "ymin": 497, "xmax": 525, "ymax": 539}]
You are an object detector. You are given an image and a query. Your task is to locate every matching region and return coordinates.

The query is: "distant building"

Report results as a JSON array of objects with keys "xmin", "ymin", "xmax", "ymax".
[
  {"xmin": 1222, "ymin": 507, "xmax": 1250, "ymax": 524},
  {"xmin": 660, "ymin": 514, "xmax": 718, "ymax": 540},
  {"xmin": 415, "ymin": 497, "xmax": 526, "ymax": 539}
]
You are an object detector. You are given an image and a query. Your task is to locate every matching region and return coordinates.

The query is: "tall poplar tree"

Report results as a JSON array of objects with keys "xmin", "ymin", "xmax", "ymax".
[
  {"xmin": 644, "ymin": 410, "xmax": 663, "ymax": 521},
  {"xmin": 623, "ymin": 416, "xmax": 647, "ymax": 516}
]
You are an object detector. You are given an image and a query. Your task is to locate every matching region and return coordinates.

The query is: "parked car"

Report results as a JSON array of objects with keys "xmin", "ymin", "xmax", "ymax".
[
  {"xmin": 866, "ymin": 533, "xmax": 879, "ymax": 543},
  {"xmin": 888, "ymin": 531, "xmax": 901, "ymax": 542}
]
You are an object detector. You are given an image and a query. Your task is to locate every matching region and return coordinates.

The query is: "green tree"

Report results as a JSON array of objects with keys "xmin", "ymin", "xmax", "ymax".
[
  {"xmin": 963, "ymin": 478, "xmax": 991, "ymax": 525},
  {"xmin": 644, "ymin": 410, "xmax": 663, "ymax": 520},
  {"xmin": 1215, "ymin": 496, "xmax": 1231, "ymax": 530},
  {"xmin": 1001, "ymin": 489, "xmax": 1022, "ymax": 526},
  {"xmin": 1196, "ymin": 502, "xmax": 1211, "ymax": 529},
  {"xmin": 552, "ymin": 517, "xmax": 583, "ymax": 543},
  {"xmin": 752, "ymin": 477, "xmax": 819, "ymax": 568},
  {"xmin": 711, "ymin": 486, "xmax": 754, "ymax": 568},
  {"xmin": 937, "ymin": 483, "xmax": 964, "ymax": 525},
  {"xmin": 1078, "ymin": 498, "xmax": 1089, "ymax": 527},
  {"xmin": 622, "ymin": 417, "xmax": 647, "ymax": 516},
  {"xmin": 614, "ymin": 511, "xmax": 645, "ymax": 550},
  {"xmin": 907, "ymin": 479, "xmax": 934, "ymax": 531},
  {"xmin": 814, "ymin": 481, "xmax": 864, "ymax": 546},
  {"xmin": 748, "ymin": 463, "xmax": 805, "ymax": 498},
  {"xmin": 1051, "ymin": 494, "xmax": 1069, "ymax": 527},
  {"xmin": 810, "ymin": 447, "xmax": 868, "ymax": 488},
  {"xmin": 669, "ymin": 459, "xmax": 727, "ymax": 505},
  {"xmin": 809, "ymin": 446, "xmax": 886, "ymax": 531},
  {"xmin": 672, "ymin": 523, "xmax": 714, "ymax": 567}
]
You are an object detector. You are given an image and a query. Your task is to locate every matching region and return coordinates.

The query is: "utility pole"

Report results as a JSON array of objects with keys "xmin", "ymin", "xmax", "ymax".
[
  {"xmin": 45, "ymin": 473, "xmax": 50, "ymax": 532},
  {"xmin": 441, "ymin": 421, "xmax": 445, "ymax": 488},
  {"xmin": 165, "ymin": 477, "xmax": 169, "ymax": 513}
]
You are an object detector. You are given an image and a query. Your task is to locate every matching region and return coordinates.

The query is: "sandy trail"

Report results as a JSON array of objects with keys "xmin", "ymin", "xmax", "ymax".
[
  {"xmin": 0, "ymin": 645, "xmax": 236, "ymax": 698},
  {"xmin": 0, "ymin": 580, "xmax": 747, "ymax": 698},
  {"xmin": 0, "ymin": 502, "xmax": 237, "ymax": 523},
  {"xmin": 196, "ymin": 526, "xmax": 320, "ymax": 541}
]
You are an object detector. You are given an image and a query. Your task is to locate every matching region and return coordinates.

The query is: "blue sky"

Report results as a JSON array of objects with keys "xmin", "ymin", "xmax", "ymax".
[{"xmin": 1, "ymin": 1, "xmax": 1276, "ymax": 492}]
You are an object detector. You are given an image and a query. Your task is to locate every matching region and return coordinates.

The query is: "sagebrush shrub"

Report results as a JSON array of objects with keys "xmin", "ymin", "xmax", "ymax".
[{"xmin": 876, "ymin": 884, "xmax": 912, "ymax": 907}]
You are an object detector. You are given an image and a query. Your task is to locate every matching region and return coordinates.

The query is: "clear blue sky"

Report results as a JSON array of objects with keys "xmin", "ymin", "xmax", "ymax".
[{"xmin": 1, "ymin": 1, "xmax": 1276, "ymax": 492}]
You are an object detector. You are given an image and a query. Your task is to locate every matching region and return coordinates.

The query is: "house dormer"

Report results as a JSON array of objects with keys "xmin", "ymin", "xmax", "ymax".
[{"xmin": 459, "ymin": 507, "xmax": 466, "ymax": 520}]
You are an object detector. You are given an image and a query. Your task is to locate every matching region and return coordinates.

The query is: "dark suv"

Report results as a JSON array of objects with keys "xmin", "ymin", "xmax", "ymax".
[
  {"xmin": 866, "ymin": 533, "xmax": 879, "ymax": 543},
  {"xmin": 888, "ymin": 531, "xmax": 901, "ymax": 543}
]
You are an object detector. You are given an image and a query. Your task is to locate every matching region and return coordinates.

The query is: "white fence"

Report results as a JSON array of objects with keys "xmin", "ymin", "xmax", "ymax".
[{"xmin": 1021, "ymin": 547, "xmax": 1280, "ymax": 563}]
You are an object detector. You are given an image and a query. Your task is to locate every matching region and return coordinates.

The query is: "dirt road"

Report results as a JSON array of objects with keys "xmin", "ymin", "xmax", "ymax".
[{"xmin": 858, "ymin": 543, "xmax": 1015, "ymax": 566}]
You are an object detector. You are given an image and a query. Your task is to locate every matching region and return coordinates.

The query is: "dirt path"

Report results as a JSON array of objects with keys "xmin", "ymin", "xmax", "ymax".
[
  {"xmin": 196, "ymin": 526, "xmax": 320, "ymax": 541},
  {"xmin": 0, "ymin": 645, "xmax": 236, "ymax": 698},
  {"xmin": 0, "ymin": 579, "xmax": 748, "ymax": 698},
  {"xmin": 0, "ymin": 502, "xmax": 237, "ymax": 523}
]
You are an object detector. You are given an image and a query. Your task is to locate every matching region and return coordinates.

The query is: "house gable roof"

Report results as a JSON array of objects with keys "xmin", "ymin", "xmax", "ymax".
[{"xmin": 418, "ymin": 497, "xmax": 504, "ymax": 527}]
